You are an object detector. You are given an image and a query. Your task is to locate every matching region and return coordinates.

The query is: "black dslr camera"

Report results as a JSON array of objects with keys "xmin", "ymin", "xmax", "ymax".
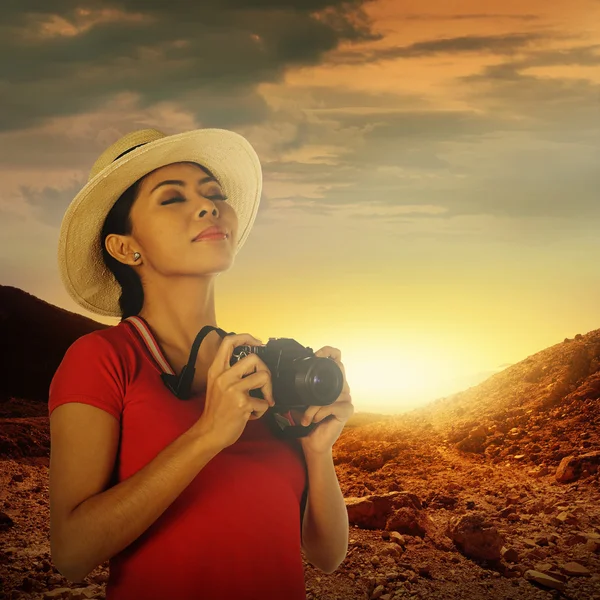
[{"xmin": 230, "ymin": 337, "xmax": 344, "ymax": 411}]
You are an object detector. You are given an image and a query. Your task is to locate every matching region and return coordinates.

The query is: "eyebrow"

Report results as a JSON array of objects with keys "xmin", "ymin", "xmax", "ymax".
[{"xmin": 150, "ymin": 176, "xmax": 220, "ymax": 195}]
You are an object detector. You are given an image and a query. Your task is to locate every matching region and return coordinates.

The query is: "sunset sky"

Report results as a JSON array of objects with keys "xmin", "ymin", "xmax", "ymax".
[{"xmin": 1, "ymin": 0, "xmax": 600, "ymax": 414}]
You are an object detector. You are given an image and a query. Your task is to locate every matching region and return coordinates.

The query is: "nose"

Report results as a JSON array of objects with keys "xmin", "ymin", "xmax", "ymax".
[{"xmin": 192, "ymin": 193, "xmax": 219, "ymax": 219}]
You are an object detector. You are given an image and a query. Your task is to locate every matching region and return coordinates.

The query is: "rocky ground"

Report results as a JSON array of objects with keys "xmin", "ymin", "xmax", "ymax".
[
  {"xmin": 0, "ymin": 409, "xmax": 599, "ymax": 599},
  {"xmin": 1, "ymin": 330, "xmax": 600, "ymax": 599}
]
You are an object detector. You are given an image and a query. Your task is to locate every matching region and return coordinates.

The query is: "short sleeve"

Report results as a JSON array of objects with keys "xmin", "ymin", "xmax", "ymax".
[{"xmin": 48, "ymin": 332, "xmax": 125, "ymax": 421}]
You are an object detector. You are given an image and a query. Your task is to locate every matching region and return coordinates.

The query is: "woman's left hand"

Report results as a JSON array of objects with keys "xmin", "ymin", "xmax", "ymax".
[{"xmin": 293, "ymin": 346, "xmax": 354, "ymax": 456}]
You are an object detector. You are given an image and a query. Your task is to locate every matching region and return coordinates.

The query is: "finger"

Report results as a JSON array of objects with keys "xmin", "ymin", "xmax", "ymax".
[
  {"xmin": 287, "ymin": 405, "xmax": 320, "ymax": 426},
  {"xmin": 211, "ymin": 333, "xmax": 264, "ymax": 378},
  {"xmin": 247, "ymin": 401, "xmax": 270, "ymax": 420},
  {"xmin": 303, "ymin": 401, "xmax": 354, "ymax": 425},
  {"xmin": 314, "ymin": 346, "xmax": 341, "ymax": 361},
  {"xmin": 298, "ymin": 405, "xmax": 323, "ymax": 425},
  {"xmin": 315, "ymin": 347, "xmax": 351, "ymax": 395},
  {"xmin": 232, "ymin": 366, "xmax": 275, "ymax": 407}
]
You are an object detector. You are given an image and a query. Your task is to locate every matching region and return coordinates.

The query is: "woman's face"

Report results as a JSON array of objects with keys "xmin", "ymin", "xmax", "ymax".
[{"xmin": 125, "ymin": 161, "xmax": 238, "ymax": 277}]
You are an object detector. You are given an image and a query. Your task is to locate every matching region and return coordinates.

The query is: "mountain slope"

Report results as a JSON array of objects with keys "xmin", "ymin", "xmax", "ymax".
[{"xmin": 0, "ymin": 285, "xmax": 109, "ymax": 403}]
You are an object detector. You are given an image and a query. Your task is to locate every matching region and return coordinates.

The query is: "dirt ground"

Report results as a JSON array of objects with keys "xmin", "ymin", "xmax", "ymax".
[{"xmin": 1, "ymin": 408, "xmax": 599, "ymax": 600}]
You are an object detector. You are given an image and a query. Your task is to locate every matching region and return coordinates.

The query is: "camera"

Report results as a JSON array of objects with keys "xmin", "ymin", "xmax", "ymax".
[{"xmin": 230, "ymin": 337, "xmax": 344, "ymax": 410}]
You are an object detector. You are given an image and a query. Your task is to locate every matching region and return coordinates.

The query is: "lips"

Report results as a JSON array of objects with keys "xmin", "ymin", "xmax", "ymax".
[{"xmin": 193, "ymin": 225, "xmax": 227, "ymax": 241}]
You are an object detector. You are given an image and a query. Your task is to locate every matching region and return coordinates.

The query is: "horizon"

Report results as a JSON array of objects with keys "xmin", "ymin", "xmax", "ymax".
[{"xmin": 1, "ymin": 1, "xmax": 599, "ymax": 414}]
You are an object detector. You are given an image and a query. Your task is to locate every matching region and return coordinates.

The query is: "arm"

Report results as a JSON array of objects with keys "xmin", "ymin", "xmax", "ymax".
[
  {"xmin": 300, "ymin": 449, "xmax": 349, "ymax": 574},
  {"xmin": 50, "ymin": 404, "xmax": 222, "ymax": 583}
]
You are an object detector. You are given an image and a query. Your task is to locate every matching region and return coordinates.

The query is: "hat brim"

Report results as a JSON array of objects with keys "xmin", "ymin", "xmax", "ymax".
[{"xmin": 58, "ymin": 128, "xmax": 262, "ymax": 318}]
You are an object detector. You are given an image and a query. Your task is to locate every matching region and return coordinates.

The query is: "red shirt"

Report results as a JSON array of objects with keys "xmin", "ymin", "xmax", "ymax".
[{"xmin": 48, "ymin": 316, "xmax": 308, "ymax": 600}]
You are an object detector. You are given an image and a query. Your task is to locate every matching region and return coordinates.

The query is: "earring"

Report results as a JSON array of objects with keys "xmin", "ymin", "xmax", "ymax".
[{"xmin": 133, "ymin": 252, "xmax": 141, "ymax": 261}]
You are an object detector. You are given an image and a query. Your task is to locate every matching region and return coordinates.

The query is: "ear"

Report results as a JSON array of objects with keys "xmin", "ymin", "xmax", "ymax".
[{"xmin": 104, "ymin": 233, "xmax": 137, "ymax": 266}]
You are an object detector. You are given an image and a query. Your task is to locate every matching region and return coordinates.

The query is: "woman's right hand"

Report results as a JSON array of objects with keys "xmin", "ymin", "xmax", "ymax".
[{"xmin": 194, "ymin": 333, "xmax": 274, "ymax": 451}]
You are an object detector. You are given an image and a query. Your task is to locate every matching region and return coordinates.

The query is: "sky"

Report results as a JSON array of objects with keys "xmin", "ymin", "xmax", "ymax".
[{"xmin": 1, "ymin": 0, "xmax": 600, "ymax": 414}]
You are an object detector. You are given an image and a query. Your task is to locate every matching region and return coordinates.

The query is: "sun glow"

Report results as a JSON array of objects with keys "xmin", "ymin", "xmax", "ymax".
[{"xmin": 340, "ymin": 348, "xmax": 479, "ymax": 413}]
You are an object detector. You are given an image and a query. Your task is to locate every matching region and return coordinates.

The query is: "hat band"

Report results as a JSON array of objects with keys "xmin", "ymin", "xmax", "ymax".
[{"xmin": 113, "ymin": 142, "xmax": 149, "ymax": 162}]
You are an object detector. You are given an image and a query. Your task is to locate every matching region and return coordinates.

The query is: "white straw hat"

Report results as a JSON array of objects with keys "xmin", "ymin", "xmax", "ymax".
[{"xmin": 57, "ymin": 128, "xmax": 262, "ymax": 318}]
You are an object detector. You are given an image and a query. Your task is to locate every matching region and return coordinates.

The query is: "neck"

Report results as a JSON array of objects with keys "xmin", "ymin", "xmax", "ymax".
[{"xmin": 137, "ymin": 275, "xmax": 223, "ymax": 362}]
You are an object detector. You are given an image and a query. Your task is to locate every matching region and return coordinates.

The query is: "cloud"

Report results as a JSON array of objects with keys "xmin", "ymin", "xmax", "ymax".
[
  {"xmin": 460, "ymin": 45, "xmax": 600, "ymax": 136},
  {"xmin": 404, "ymin": 14, "xmax": 540, "ymax": 22},
  {"xmin": 0, "ymin": 0, "xmax": 382, "ymax": 131},
  {"xmin": 4, "ymin": 5, "xmax": 600, "ymax": 240},
  {"xmin": 19, "ymin": 177, "xmax": 85, "ymax": 228},
  {"xmin": 466, "ymin": 44, "xmax": 600, "ymax": 80},
  {"xmin": 256, "ymin": 67, "xmax": 600, "ymax": 223},
  {"xmin": 329, "ymin": 32, "xmax": 547, "ymax": 65}
]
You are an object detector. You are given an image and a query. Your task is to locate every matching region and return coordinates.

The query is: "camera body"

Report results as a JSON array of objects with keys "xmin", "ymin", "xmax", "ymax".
[{"xmin": 230, "ymin": 337, "xmax": 343, "ymax": 411}]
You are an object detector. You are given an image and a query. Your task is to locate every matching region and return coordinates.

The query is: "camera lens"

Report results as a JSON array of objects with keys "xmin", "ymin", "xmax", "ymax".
[
  {"xmin": 308, "ymin": 361, "xmax": 343, "ymax": 402},
  {"xmin": 294, "ymin": 356, "xmax": 344, "ymax": 405}
]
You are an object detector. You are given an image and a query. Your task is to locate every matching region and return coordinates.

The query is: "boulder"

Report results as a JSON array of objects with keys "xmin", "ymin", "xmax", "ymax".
[
  {"xmin": 524, "ymin": 570, "xmax": 565, "ymax": 591},
  {"xmin": 555, "ymin": 451, "xmax": 600, "ymax": 483},
  {"xmin": 447, "ymin": 513, "xmax": 504, "ymax": 561}
]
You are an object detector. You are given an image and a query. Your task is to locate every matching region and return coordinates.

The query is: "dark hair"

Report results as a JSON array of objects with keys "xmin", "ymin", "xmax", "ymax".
[
  {"xmin": 100, "ymin": 161, "xmax": 217, "ymax": 321},
  {"xmin": 100, "ymin": 178, "xmax": 144, "ymax": 321}
]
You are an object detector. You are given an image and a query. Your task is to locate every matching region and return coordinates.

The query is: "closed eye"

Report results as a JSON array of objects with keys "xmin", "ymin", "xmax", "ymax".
[{"xmin": 161, "ymin": 193, "xmax": 228, "ymax": 205}]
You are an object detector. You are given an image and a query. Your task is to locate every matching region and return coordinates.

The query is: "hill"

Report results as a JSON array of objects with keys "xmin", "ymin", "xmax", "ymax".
[{"xmin": 0, "ymin": 286, "xmax": 599, "ymax": 599}]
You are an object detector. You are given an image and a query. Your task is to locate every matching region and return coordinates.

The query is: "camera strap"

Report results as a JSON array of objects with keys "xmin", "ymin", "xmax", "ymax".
[{"xmin": 123, "ymin": 316, "xmax": 315, "ymax": 439}]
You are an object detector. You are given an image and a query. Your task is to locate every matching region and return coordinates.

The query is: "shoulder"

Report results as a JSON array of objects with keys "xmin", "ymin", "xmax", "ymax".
[
  {"xmin": 90, "ymin": 321, "xmax": 131, "ymax": 349},
  {"xmin": 70, "ymin": 321, "xmax": 132, "ymax": 354},
  {"xmin": 62, "ymin": 322, "xmax": 135, "ymax": 376}
]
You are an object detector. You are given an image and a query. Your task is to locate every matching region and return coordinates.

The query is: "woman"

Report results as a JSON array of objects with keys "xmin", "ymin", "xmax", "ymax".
[{"xmin": 48, "ymin": 128, "xmax": 354, "ymax": 600}]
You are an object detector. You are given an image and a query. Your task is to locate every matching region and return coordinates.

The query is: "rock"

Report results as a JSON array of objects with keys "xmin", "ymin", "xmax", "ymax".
[
  {"xmin": 513, "ymin": 564, "xmax": 529, "ymax": 576},
  {"xmin": 346, "ymin": 497, "xmax": 381, "ymax": 529},
  {"xmin": 389, "ymin": 532, "xmax": 406, "ymax": 546},
  {"xmin": 561, "ymin": 561, "xmax": 591, "ymax": 576},
  {"xmin": 456, "ymin": 426, "xmax": 488, "ymax": 453},
  {"xmin": 346, "ymin": 493, "xmax": 398, "ymax": 529},
  {"xmin": 417, "ymin": 564, "xmax": 431, "ymax": 577},
  {"xmin": 499, "ymin": 507, "xmax": 516, "ymax": 518},
  {"xmin": 585, "ymin": 539, "xmax": 600, "ymax": 553},
  {"xmin": 386, "ymin": 507, "xmax": 429, "ymax": 538},
  {"xmin": 501, "ymin": 546, "xmax": 519, "ymax": 563},
  {"xmin": 556, "ymin": 456, "xmax": 577, "ymax": 482},
  {"xmin": 70, "ymin": 589, "xmax": 99, "ymax": 600},
  {"xmin": 524, "ymin": 570, "xmax": 565, "ymax": 591},
  {"xmin": 552, "ymin": 511, "xmax": 578, "ymax": 526},
  {"xmin": 42, "ymin": 589, "xmax": 73, "ymax": 599},
  {"xmin": 346, "ymin": 491, "xmax": 426, "ymax": 530},
  {"xmin": 555, "ymin": 451, "xmax": 600, "ymax": 483},
  {"xmin": 470, "ymin": 425, "xmax": 488, "ymax": 439},
  {"xmin": 545, "ymin": 570, "xmax": 568, "ymax": 583},
  {"xmin": 0, "ymin": 511, "xmax": 15, "ymax": 531},
  {"xmin": 390, "ymin": 491, "xmax": 423, "ymax": 511},
  {"xmin": 380, "ymin": 544, "xmax": 402, "ymax": 558},
  {"xmin": 564, "ymin": 533, "xmax": 587, "ymax": 547},
  {"xmin": 447, "ymin": 513, "xmax": 504, "ymax": 561},
  {"xmin": 428, "ymin": 493, "xmax": 457, "ymax": 509},
  {"xmin": 526, "ymin": 548, "xmax": 547, "ymax": 561},
  {"xmin": 503, "ymin": 566, "xmax": 521, "ymax": 579}
]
